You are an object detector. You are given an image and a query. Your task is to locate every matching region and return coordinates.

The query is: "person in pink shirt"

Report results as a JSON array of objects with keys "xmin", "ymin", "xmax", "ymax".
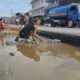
[{"xmin": 0, "ymin": 18, "xmax": 4, "ymax": 30}]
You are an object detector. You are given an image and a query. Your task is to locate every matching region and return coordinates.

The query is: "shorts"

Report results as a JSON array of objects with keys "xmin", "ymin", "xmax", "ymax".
[{"xmin": 19, "ymin": 30, "xmax": 31, "ymax": 39}]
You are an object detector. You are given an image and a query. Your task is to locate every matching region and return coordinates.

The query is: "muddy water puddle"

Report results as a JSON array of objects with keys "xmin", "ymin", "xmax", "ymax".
[{"xmin": 0, "ymin": 35, "xmax": 80, "ymax": 80}]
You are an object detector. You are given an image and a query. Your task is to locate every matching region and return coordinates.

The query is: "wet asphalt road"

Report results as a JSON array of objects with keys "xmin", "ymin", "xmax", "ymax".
[{"xmin": 0, "ymin": 25, "xmax": 80, "ymax": 80}]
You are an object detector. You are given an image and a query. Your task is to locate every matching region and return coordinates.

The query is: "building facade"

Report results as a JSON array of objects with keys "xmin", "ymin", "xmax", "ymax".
[
  {"xmin": 31, "ymin": 0, "xmax": 49, "ymax": 16},
  {"xmin": 47, "ymin": 0, "xmax": 80, "ymax": 6},
  {"xmin": 59, "ymin": 0, "xmax": 80, "ymax": 6}
]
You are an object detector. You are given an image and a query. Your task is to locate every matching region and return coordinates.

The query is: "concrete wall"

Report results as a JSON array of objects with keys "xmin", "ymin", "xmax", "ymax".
[
  {"xmin": 2, "ymin": 16, "xmax": 16, "ymax": 24},
  {"xmin": 31, "ymin": 0, "xmax": 47, "ymax": 16},
  {"xmin": 38, "ymin": 31, "xmax": 80, "ymax": 46}
]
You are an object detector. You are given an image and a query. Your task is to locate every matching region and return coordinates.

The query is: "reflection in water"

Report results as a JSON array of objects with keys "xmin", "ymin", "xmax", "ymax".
[
  {"xmin": 16, "ymin": 42, "xmax": 80, "ymax": 62},
  {"xmin": 16, "ymin": 45, "xmax": 40, "ymax": 61},
  {"xmin": 0, "ymin": 36, "xmax": 4, "ymax": 46},
  {"xmin": 37, "ymin": 42, "xmax": 80, "ymax": 61},
  {"xmin": 0, "ymin": 33, "xmax": 80, "ymax": 61}
]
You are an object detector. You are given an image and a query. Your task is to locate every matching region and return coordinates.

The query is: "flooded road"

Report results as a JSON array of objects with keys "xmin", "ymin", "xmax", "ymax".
[{"xmin": 0, "ymin": 34, "xmax": 80, "ymax": 80}]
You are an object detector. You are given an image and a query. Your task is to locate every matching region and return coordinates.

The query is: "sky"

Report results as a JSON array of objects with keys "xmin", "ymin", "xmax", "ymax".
[{"xmin": 0, "ymin": 0, "xmax": 32, "ymax": 17}]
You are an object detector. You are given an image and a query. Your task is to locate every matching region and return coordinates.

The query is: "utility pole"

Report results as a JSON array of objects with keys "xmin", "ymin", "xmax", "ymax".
[{"xmin": 10, "ymin": 9, "xmax": 13, "ymax": 24}]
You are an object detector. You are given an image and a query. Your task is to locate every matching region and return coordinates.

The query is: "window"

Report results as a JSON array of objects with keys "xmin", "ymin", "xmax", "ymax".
[
  {"xmin": 70, "ymin": 5, "xmax": 78, "ymax": 11},
  {"xmin": 78, "ymin": 4, "xmax": 80, "ymax": 13},
  {"xmin": 54, "ymin": 0, "xmax": 59, "ymax": 4}
]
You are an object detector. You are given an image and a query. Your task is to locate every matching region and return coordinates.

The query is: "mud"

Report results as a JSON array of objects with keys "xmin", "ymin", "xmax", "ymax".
[{"xmin": 0, "ymin": 30, "xmax": 80, "ymax": 80}]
